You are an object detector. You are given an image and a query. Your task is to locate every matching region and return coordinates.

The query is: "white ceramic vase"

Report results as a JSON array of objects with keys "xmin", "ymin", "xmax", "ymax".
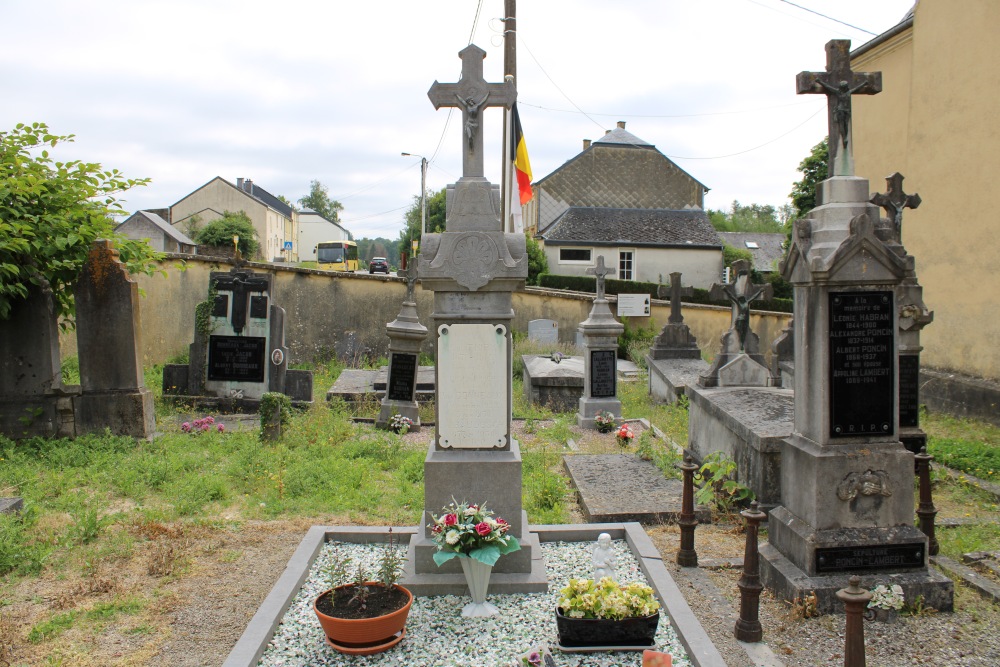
[{"xmin": 459, "ymin": 557, "xmax": 498, "ymax": 617}]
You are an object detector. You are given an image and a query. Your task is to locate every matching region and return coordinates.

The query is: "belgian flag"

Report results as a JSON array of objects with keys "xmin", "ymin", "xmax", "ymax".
[{"xmin": 511, "ymin": 104, "xmax": 533, "ymax": 205}]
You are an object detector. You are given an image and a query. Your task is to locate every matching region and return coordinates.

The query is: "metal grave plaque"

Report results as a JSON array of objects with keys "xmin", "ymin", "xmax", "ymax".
[
  {"xmin": 387, "ymin": 353, "xmax": 418, "ymax": 402},
  {"xmin": 829, "ymin": 291, "xmax": 895, "ymax": 437},
  {"xmin": 590, "ymin": 350, "xmax": 617, "ymax": 398},
  {"xmin": 898, "ymin": 354, "xmax": 920, "ymax": 428},
  {"xmin": 250, "ymin": 295, "xmax": 268, "ymax": 319},
  {"xmin": 212, "ymin": 294, "xmax": 229, "ymax": 317},
  {"xmin": 207, "ymin": 335, "xmax": 266, "ymax": 383},
  {"xmin": 815, "ymin": 543, "xmax": 924, "ymax": 573},
  {"xmin": 437, "ymin": 324, "xmax": 508, "ymax": 449}
]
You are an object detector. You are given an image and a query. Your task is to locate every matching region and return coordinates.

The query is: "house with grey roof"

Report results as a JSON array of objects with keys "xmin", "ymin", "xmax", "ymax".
[
  {"xmin": 717, "ymin": 232, "xmax": 787, "ymax": 274},
  {"xmin": 116, "ymin": 210, "xmax": 197, "ymax": 254},
  {"xmin": 526, "ymin": 122, "xmax": 722, "ymax": 288},
  {"xmin": 298, "ymin": 209, "xmax": 350, "ymax": 261}
]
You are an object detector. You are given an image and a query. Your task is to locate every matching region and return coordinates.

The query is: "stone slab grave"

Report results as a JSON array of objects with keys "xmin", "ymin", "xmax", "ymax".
[
  {"xmin": 0, "ymin": 498, "xmax": 24, "ymax": 515},
  {"xmin": 686, "ymin": 386, "xmax": 793, "ymax": 510},
  {"xmin": 221, "ymin": 524, "xmax": 728, "ymax": 667},
  {"xmin": 563, "ymin": 454, "xmax": 712, "ymax": 524},
  {"xmin": 522, "ymin": 354, "xmax": 644, "ymax": 411},
  {"xmin": 326, "ymin": 366, "xmax": 436, "ymax": 404},
  {"xmin": 163, "ymin": 265, "xmax": 313, "ymax": 411}
]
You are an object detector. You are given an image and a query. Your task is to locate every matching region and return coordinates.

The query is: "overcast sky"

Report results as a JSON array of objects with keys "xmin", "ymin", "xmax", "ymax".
[{"xmin": 2, "ymin": 0, "xmax": 914, "ymax": 240}]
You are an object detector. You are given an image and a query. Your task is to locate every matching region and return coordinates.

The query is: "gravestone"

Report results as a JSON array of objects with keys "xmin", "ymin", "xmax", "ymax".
[
  {"xmin": 376, "ymin": 260, "xmax": 428, "ymax": 431},
  {"xmin": 760, "ymin": 40, "xmax": 952, "ymax": 614},
  {"xmin": 73, "ymin": 240, "xmax": 156, "ymax": 438},
  {"xmin": 527, "ymin": 318, "xmax": 559, "ymax": 344},
  {"xmin": 163, "ymin": 264, "xmax": 313, "ymax": 409},
  {"xmin": 647, "ymin": 272, "xmax": 707, "ymax": 404},
  {"xmin": 576, "ymin": 256, "xmax": 625, "ymax": 429},
  {"xmin": 403, "ymin": 44, "xmax": 546, "ymax": 594},
  {"xmin": 521, "ymin": 354, "xmax": 584, "ymax": 411},
  {"xmin": 699, "ymin": 259, "xmax": 776, "ymax": 388},
  {"xmin": 770, "ymin": 318, "xmax": 794, "ymax": 388}
]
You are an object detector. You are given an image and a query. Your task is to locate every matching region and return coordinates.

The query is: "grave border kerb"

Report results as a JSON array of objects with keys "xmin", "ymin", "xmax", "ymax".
[{"xmin": 221, "ymin": 523, "xmax": 727, "ymax": 667}]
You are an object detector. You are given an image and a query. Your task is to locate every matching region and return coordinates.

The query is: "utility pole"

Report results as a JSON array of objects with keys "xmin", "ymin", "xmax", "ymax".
[
  {"xmin": 501, "ymin": 0, "xmax": 516, "ymax": 232},
  {"xmin": 420, "ymin": 156, "xmax": 427, "ymax": 237}
]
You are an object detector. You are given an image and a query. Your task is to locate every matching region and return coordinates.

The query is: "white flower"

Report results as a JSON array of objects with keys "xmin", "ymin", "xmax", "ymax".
[{"xmin": 445, "ymin": 530, "xmax": 460, "ymax": 545}]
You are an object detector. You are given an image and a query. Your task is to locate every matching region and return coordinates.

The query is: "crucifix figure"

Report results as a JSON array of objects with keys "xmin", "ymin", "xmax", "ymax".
[
  {"xmin": 710, "ymin": 261, "xmax": 773, "ymax": 353},
  {"xmin": 428, "ymin": 44, "xmax": 516, "ymax": 178},
  {"xmin": 587, "ymin": 255, "xmax": 615, "ymax": 301},
  {"xmin": 797, "ymin": 40, "xmax": 881, "ymax": 177},
  {"xmin": 870, "ymin": 172, "xmax": 921, "ymax": 243},
  {"xmin": 213, "ymin": 270, "xmax": 269, "ymax": 335},
  {"xmin": 402, "ymin": 258, "xmax": 419, "ymax": 304}
]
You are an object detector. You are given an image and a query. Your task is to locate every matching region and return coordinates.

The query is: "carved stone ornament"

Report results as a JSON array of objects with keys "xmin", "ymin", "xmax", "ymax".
[
  {"xmin": 848, "ymin": 212, "xmax": 875, "ymax": 239},
  {"xmin": 837, "ymin": 469, "xmax": 893, "ymax": 501},
  {"xmin": 451, "ymin": 232, "xmax": 500, "ymax": 291}
]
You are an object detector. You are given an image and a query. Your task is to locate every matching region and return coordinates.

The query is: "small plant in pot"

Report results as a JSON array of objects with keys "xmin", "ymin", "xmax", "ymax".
[
  {"xmin": 313, "ymin": 530, "xmax": 413, "ymax": 655},
  {"xmin": 556, "ymin": 576, "xmax": 661, "ymax": 649}
]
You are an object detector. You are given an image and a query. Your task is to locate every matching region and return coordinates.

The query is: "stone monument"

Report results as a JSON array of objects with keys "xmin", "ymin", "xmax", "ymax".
[
  {"xmin": 375, "ymin": 259, "xmax": 428, "ymax": 431},
  {"xmin": 647, "ymin": 272, "xmax": 708, "ymax": 404},
  {"xmin": 576, "ymin": 256, "xmax": 625, "ymax": 429},
  {"xmin": 403, "ymin": 44, "xmax": 545, "ymax": 594},
  {"xmin": 760, "ymin": 40, "xmax": 952, "ymax": 613}
]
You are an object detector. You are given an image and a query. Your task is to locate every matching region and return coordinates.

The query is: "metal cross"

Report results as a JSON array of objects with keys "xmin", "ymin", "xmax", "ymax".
[
  {"xmin": 870, "ymin": 172, "xmax": 921, "ymax": 243},
  {"xmin": 213, "ymin": 270, "xmax": 269, "ymax": 335},
  {"xmin": 586, "ymin": 255, "xmax": 616, "ymax": 301},
  {"xmin": 710, "ymin": 260, "xmax": 773, "ymax": 352},
  {"xmin": 428, "ymin": 44, "xmax": 516, "ymax": 178},
  {"xmin": 797, "ymin": 40, "xmax": 881, "ymax": 177}
]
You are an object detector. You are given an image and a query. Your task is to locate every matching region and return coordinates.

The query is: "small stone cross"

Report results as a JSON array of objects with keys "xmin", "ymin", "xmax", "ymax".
[
  {"xmin": 870, "ymin": 172, "xmax": 921, "ymax": 243},
  {"xmin": 587, "ymin": 255, "xmax": 616, "ymax": 301},
  {"xmin": 428, "ymin": 44, "xmax": 516, "ymax": 179},
  {"xmin": 710, "ymin": 260, "xmax": 773, "ymax": 352},
  {"xmin": 666, "ymin": 272, "xmax": 694, "ymax": 324},
  {"xmin": 797, "ymin": 40, "xmax": 881, "ymax": 177},
  {"xmin": 402, "ymin": 258, "xmax": 419, "ymax": 304}
]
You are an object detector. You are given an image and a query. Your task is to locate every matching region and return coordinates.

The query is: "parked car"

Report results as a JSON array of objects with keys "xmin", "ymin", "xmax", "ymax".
[{"xmin": 369, "ymin": 257, "xmax": 390, "ymax": 274}]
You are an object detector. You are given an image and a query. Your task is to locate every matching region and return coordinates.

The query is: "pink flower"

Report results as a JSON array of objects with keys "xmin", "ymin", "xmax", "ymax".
[
  {"xmin": 497, "ymin": 518, "xmax": 509, "ymax": 533},
  {"xmin": 528, "ymin": 652, "xmax": 542, "ymax": 666},
  {"xmin": 217, "ymin": 423, "xmax": 225, "ymax": 433},
  {"xmin": 432, "ymin": 525, "xmax": 443, "ymax": 534},
  {"xmin": 443, "ymin": 513, "xmax": 458, "ymax": 527},
  {"xmin": 475, "ymin": 521, "xmax": 492, "ymax": 536},
  {"xmin": 181, "ymin": 422, "xmax": 191, "ymax": 432}
]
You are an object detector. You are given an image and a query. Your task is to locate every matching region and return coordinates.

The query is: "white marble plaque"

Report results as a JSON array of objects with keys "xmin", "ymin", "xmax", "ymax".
[
  {"xmin": 617, "ymin": 293, "xmax": 650, "ymax": 317},
  {"xmin": 437, "ymin": 323, "xmax": 508, "ymax": 448}
]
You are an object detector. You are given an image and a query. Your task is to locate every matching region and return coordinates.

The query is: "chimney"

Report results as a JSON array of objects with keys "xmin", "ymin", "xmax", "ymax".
[
  {"xmin": 236, "ymin": 177, "xmax": 244, "ymax": 190},
  {"xmin": 605, "ymin": 130, "xmax": 611, "ymax": 135},
  {"xmin": 617, "ymin": 121, "xmax": 626, "ymax": 129},
  {"xmin": 583, "ymin": 139, "xmax": 591, "ymax": 150},
  {"xmin": 245, "ymin": 178, "xmax": 253, "ymax": 194}
]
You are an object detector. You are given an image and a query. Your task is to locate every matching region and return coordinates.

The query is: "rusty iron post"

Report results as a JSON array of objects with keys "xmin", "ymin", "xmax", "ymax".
[
  {"xmin": 677, "ymin": 455, "xmax": 699, "ymax": 567},
  {"xmin": 734, "ymin": 500, "xmax": 767, "ymax": 642},
  {"xmin": 915, "ymin": 446, "xmax": 939, "ymax": 556},
  {"xmin": 837, "ymin": 575, "xmax": 872, "ymax": 667}
]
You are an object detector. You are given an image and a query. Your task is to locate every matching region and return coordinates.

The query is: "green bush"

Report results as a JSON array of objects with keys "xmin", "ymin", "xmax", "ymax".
[{"xmin": 194, "ymin": 211, "xmax": 259, "ymax": 258}]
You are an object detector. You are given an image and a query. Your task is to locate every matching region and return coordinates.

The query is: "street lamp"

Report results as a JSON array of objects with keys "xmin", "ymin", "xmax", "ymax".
[{"xmin": 401, "ymin": 152, "xmax": 428, "ymax": 237}]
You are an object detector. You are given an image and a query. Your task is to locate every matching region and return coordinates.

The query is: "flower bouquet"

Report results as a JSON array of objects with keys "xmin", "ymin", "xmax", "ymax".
[
  {"xmin": 389, "ymin": 414, "xmax": 413, "ymax": 435},
  {"xmin": 866, "ymin": 583, "xmax": 904, "ymax": 623},
  {"xmin": 594, "ymin": 411, "xmax": 616, "ymax": 433},
  {"xmin": 429, "ymin": 500, "xmax": 520, "ymax": 567},
  {"xmin": 556, "ymin": 577, "xmax": 661, "ymax": 648},
  {"xmin": 616, "ymin": 423, "xmax": 635, "ymax": 448}
]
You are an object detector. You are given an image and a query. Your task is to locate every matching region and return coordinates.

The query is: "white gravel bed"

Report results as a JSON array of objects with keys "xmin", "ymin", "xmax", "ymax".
[{"xmin": 258, "ymin": 540, "xmax": 692, "ymax": 667}]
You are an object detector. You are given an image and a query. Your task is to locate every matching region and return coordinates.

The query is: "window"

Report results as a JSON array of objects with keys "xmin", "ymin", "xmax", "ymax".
[
  {"xmin": 559, "ymin": 247, "xmax": 592, "ymax": 263},
  {"xmin": 619, "ymin": 250, "xmax": 634, "ymax": 281},
  {"xmin": 745, "ymin": 240, "xmax": 760, "ymax": 249}
]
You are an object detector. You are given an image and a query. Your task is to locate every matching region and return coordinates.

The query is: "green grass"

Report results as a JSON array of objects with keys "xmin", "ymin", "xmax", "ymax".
[
  {"xmin": 937, "ymin": 523, "xmax": 1000, "ymax": 560},
  {"xmin": 925, "ymin": 411, "xmax": 1000, "ymax": 479}
]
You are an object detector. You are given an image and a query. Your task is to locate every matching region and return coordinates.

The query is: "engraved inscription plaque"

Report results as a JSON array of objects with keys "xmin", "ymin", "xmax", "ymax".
[
  {"xmin": 829, "ymin": 291, "xmax": 895, "ymax": 437},
  {"xmin": 437, "ymin": 324, "xmax": 508, "ymax": 449},
  {"xmin": 387, "ymin": 353, "xmax": 418, "ymax": 402},
  {"xmin": 815, "ymin": 543, "xmax": 924, "ymax": 573},
  {"xmin": 250, "ymin": 295, "xmax": 268, "ymax": 319},
  {"xmin": 207, "ymin": 335, "xmax": 266, "ymax": 382},
  {"xmin": 898, "ymin": 354, "xmax": 920, "ymax": 428},
  {"xmin": 591, "ymin": 350, "xmax": 617, "ymax": 398}
]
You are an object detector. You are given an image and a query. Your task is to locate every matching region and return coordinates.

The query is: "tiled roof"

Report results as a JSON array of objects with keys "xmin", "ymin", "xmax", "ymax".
[
  {"xmin": 240, "ymin": 181, "xmax": 293, "ymax": 218},
  {"xmin": 126, "ymin": 210, "xmax": 197, "ymax": 246},
  {"xmin": 718, "ymin": 232, "xmax": 787, "ymax": 271},
  {"xmin": 540, "ymin": 207, "xmax": 721, "ymax": 248},
  {"xmin": 593, "ymin": 127, "xmax": 654, "ymax": 148}
]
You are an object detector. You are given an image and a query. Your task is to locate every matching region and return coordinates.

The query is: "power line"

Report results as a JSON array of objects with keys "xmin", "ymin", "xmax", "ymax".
[
  {"xmin": 518, "ymin": 34, "xmax": 607, "ymax": 134},
  {"xmin": 519, "ymin": 99, "xmax": 816, "ymax": 119},
  {"xmin": 332, "ymin": 163, "xmax": 417, "ymax": 201},
  {"xmin": 340, "ymin": 204, "xmax": 410, "ymax": 225},
  {"xmin": 666, "ymin": 106, "xmax": 824, "ymax": 160},
  {"xmin": 777, "ymin": 0, "xmax": 877, "ymax": 36}
]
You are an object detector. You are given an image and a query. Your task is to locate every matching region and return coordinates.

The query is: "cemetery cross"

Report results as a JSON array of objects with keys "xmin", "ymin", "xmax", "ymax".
[
  {"xmin": 213, "ymin": 271, "xmax": 269, "ymax": 335},
  {"xmin": 428, "ymin": 44, "xmax": 516, "ymax": 179},
  {"xmin": 586, "ymin": 255, "xmax": 616, "ymax": 301},
  {"xmin": 667, "ymin": 271, "xmax": 694, "ymax": 324},
  {"xmin": 870, "ymin": 172, "xmax": 921, "ymax": 243},
  {"xmin": 402, "ymin": 258, "xmax": 419, "ymax": 304},
  {"xmin": 710, "ymin": 261, "xmax": 772, "ymax": 352},
  {"xmin": 796, "ymin": 40, "xmax": 881, "ymax": 177}
]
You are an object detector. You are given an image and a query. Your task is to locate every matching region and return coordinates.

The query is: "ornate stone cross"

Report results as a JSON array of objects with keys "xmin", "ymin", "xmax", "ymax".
[
  {"xmin": 428, "ymin": 44, "xmax": 516, "ymax": 179},
  {"xmin": 870, "ymin": 172, "xmax": 921, "ymax": 243},
  {"xmin": 402, "ymin": 257, "xmax": 419, "ymax": 304},
  {"xmin": 797, "ymin": 40, "xmax": 881, "ymax": 177},
  {"xmin": 710, "ymin": 260, "xmax": 773, "ymax": 352},
  {"xmin": 587, "ymin": 255, "xmax": 616, "ymax": 301}
]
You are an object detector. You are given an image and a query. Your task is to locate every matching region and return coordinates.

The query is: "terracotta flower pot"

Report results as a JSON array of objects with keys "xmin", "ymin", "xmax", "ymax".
[
  {"xmin": 314, "ymin": 583, "xmax": 413, "ymax": 655},
  {"xmin": 555, "ymin": 607, "xmax": 659, "ymax": 649}
]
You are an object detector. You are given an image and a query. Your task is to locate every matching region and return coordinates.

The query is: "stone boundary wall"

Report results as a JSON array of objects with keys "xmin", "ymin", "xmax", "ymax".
[{"xmin": 60, "ymin": 253, "xmax": 790, "ymax": 368}]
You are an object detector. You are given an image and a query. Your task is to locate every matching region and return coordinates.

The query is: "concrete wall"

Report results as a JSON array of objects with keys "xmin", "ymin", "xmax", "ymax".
[
  {"xmin": 60, "ymin": 254, "xmax": 791, "ymax": 368},
  {"xmin": 542, "ymin": 246, "xmax": 723, "ymax": 289},
  {"xmin": 852, "ymin": 0, "xmax": 1000, "ymax": 380}
]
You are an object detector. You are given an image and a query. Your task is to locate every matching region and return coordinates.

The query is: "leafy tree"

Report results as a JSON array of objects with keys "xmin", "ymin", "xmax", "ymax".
[
  {"xmin": 397, "ymin": 187, "xmax": 446, "ymax": 257},
  {"xmin": 355, "ymin": 237, "xmax": 400, "ymax": 268},
  {"xmin": 194, "ymin": 211, "xmax": 259, "ymax": 258},
  {"xmin": 525, "ymin": 235, "xmax": 548, "ymax": 285},
  {"xmin": 0, "ymin": 122, "xmax": 161, "ymax": 324},
  {"xmin": 708, "ymin": 201, "xmax": 787, "ymax": 233},
  {"xmin": 790, "ymin": 138, "xmax": 829, "ymax": 218},
  {"xmin": 298, "ymin": 180, "xmax": 343, "ymax": 223}
]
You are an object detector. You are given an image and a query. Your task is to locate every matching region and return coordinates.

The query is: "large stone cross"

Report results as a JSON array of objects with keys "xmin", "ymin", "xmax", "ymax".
[
  {"xmin": 428, "ymin": 44, "xmax": 516, "ymax": 179},
  {"xmin": 797, "ymin": 40, "xmax": 881, "ymax": 177},
  {"xmin": 710, "ymin": 260, "xmax": 773, "ymax": 352},
  {"xmin": 587, "ymin": 255, "xmax": 616, "ymax": 301},
  {"xmin": 213, "ymin": 270, "xmax": 269, "ymax": 335},
  {"xmin": 666, "ymin": 272, "xmax": 694, "ymax": 324},
  {"xmin": 870, "ymin": 172, "xmax": 921, "ymax": 243}
]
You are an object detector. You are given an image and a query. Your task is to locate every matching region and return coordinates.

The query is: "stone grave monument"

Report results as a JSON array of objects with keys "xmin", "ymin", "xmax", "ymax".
[
  {"xmin": 576, "ymin": 256, "xmax": 625, "ymax": 430},
  {"xmin": 647, "ymin": 272, "xmax": 708, "ymax": 404},
  {"xmin": 401, "ymin": 44, "xmax": 546, "ymax": 595},
  {"xmin": 769, "ymin": 318, "xmax": 794, "ymax": 388},
  {"xmin": 73, "ymin": 240, "xmax": 156, "ymax": 438},
  {"xmin": 163, "ymin": 264, "xmax": 312, "ymax": 409},
  {"xmin": 527, "ymin": 318, "xmax": 558, "ymax": 344},
  {"xmin": 759, "ymin": 39, "xmax": 952, "ymax": 613},
  {"xmin": 375, "ymin": 259, "xmax": 428, "ymax": 431}
]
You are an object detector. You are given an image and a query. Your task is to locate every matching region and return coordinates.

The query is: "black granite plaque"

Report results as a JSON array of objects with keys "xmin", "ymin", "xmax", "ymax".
[
  {"xmin": 250, "ymin": 295, "xmax": 268, "ymax": 319},
  {"xmin": 815, "ymin": 543, "xmax": 924, "ymax": 573},
  {"xmin": 829, "ymin": 291, "xmax": 895, "ymax": 437},
  {"xmin": 590, "ymin": 350, "xmax": 617, "ymax": 398},
  {"xmin": 212, "ymin": 294, "xmax": 229, "ymax": 317},
  {"xmin": 898, "ymin": 354, "xmax": 920, "ymax": 428},
  {"xmin": 207, "ymin": 335, "xmax": 266, "ymax": 382},
  {"xmin": 387, "ymin": 353, "xmax": 418, "ymax": 401}
]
